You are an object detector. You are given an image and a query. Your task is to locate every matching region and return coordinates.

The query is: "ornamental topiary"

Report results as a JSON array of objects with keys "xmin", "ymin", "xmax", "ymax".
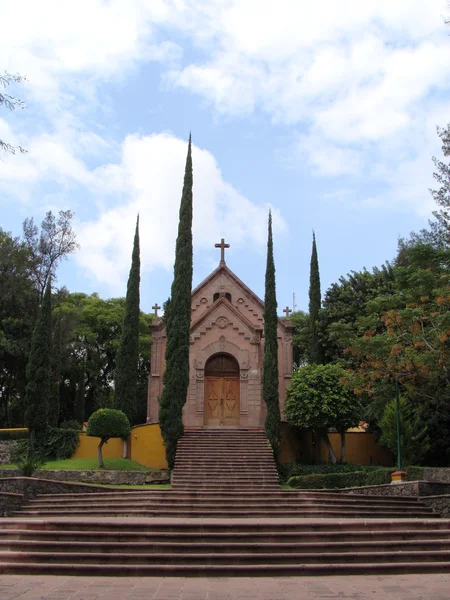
[{"xmin": 86, "ymin": 408, "xmax": 130, "ymax": 468}]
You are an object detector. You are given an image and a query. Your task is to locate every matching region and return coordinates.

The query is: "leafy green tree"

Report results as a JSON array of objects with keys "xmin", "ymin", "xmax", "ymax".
[
  {"xmin": 24, "ymin": 279, "xmax": 53, "ymax": 450},
  {"xmin": 53, "ymin": 293, "xmax": 151, "ymax": 425},
  {"xmin": 291, "ymin": 310, "xmax": 309, "ymax": 367},
  {"xmin": 86, "ymin": 408, "xmax": 130, "ymax": 468},
  {"xmin": 379, "ymin": 397, "xmax": 430, "ymax": 466},
  {"xmin": 0, "ymin": 228, "xmax": 38, "ymax": 427},
  {"xmin": 285, "ymin": 364, "xmax": 361, "ymax": 463},
  {"xmin": 320, "ymin": 265, "xmax": 395, "ymax": 363},
  {"xmin": 262, "ymin": 210, "xmax": 282, "ymax": 456},
  {"xmin": 159, "ymin": 136, "xmax": 193, "ymax": 469},
  {"xmin": 22, "ymin": 210, "xmax": 78, "ymax": 300},
  {"xmin": 429, "ymin": 124, "xmax": 450, "ymax": 247},
  {"xmin": 0, "ymin": 71, "xmax": 27, "ymax": 154},
  {"xmin": 309, "ymin": 232, "xmax": 324, "ymax": 364},
  {"xmin": 345, "ymin": 242, "xmax": 450, "ymax": 463},
  {"xmin": 114, "ymin": 216, "xmax": 140, "ymax": 422}
]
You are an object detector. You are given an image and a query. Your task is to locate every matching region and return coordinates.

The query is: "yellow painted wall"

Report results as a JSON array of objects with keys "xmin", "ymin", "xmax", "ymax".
[
  {"xmin": 129, "ymin": 423, "xmax": 168, "ymax": 470},
  {"xmin": 279, "ymin": 423, "xmax": 393, "ymax": 466},
  {"xmin": 0, "ymin": 428, "xmax": 28, "ymax": 433},
  {"xmin": 73, "ymin": 433, "xmax": 124, "ymax": 459},
  {"xmin": 319, "ymin": 432, "xmax": 393, "ymax": 466}
]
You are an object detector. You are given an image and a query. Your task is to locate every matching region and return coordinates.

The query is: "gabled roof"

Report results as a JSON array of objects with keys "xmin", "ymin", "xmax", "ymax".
[
  {"xmin": 190, "ymin": 296, "xmax": 259, "ymax": 335},
  {"xmin": 192, "ymin": 262, "xmax": 264, "ymax": 309},
  {"xmin": 191, "ymin": 262, "xmax": 293, "ymax": 333}
]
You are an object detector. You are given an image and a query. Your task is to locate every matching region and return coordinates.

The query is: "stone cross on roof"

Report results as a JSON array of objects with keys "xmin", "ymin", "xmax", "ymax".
[
  {"xmin": 215, "ymin": 238, "xmax": 230, "ymax": 264},
  {"xmin": 283, "ymin": 306, "xmax": 292, "ymax": 318},
  {"xmin": 152, "ymin": 303, "xmax": 161, "ymax": 317}
]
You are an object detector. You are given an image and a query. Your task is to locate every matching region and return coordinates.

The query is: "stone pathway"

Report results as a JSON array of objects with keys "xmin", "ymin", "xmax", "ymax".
[{"xmin": 0, "ymin": 574, "xmax": 449, "ymax": 599}]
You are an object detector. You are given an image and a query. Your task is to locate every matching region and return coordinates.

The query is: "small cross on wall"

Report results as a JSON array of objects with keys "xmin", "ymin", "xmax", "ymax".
[
  {"xmin": 215, "ymin": 238, "xmax": 230, "ymax": 264},
  {"xmin": 152, "ymin": 303, "xmax": 161, "ymax": 317},
  {"xmin": 283, "ymin": 306, "xmax": 292, "ymax": 318}
]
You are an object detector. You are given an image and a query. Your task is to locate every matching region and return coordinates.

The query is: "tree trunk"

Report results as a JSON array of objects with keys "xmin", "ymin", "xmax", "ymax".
[
  {"xmin": 3, "ymin": 383, "xmax": 10, "ymax": 428},
  {"xmin": 322, "ymin": 431, "xmax": 337, "ymax": 464},
  {"xmin": 97, "ymin": 439, "xmax": 106, "ymax": 468},
  {"xmin": 340, "ymin": 430, "xmax": 346, "ymax": 463}
]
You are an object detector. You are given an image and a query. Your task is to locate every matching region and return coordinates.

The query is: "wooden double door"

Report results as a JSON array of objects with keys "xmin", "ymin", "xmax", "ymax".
[
  {"xmin": 204, "ymin": 353, "xmax": 240, "ymax": 426},
  {"xmin": 204, "ymin": 376, "xmax": 240, "ymax": 426}
]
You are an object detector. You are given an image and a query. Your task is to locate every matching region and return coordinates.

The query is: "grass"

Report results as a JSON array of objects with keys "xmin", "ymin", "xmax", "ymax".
[
  {"xmin": 1, "ymin": 458, "xmax": 156, "ymax": 472},
  {"xmin": 94, "ymin": 483, "xmax": 172, "ymax": 489}
]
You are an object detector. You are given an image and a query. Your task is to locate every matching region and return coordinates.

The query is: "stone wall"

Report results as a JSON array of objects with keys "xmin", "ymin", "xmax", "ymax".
[
  {"xmin": 0, "ymin": 491, "xmax": 23, "ymax": 516},
  {"xmin": 422, "ymin": 495, "xmax": 450, "ymax": 517},
  {"xmin": 422, "ymin": 468, "xmax": 450, "ymax": 483},
  {"xmin": 0, "ymin": 468, "xmax": 170, "ymax": 486},
  {"xmin": 0, "ymin": 441, "xmax": 18, "ymax": 464},
  {"xmin": 340, "ymin": 481, "xmax": 450, "ymax": 497},
  {"xmin": 0, "ymin": 477, "xmax": 118, "ymax": 499}
]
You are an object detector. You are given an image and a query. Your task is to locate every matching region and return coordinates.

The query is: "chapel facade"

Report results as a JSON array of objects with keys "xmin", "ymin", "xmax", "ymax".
[{"xmin": 147, "ymin": 241, "xmax": 294, "ymax": 428}]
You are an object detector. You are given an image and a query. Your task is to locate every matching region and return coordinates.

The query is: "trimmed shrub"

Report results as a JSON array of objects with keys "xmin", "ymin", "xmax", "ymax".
[
  {"xmin": 364, "ymin": 468, "xmax": 393, "ymax": 486},
  {"xmin": 86, "ymin": 408, "xmax": 131, "ymax": 468},
  {"xmin": 407, "ymin": 466, "xmax": 425, "ymax": 481},
  {"xmin": 288, "ymin": 471, "xmax": 366, "ymax": 489},
  {"xmin": 0, "ymin": 430, "xmax": 29, "ymax": 441},
  {"xmin": 278, "ymin": 462, "xmax": 387, "ymax": 484},
  {"xmin": 287, "ymin": 468, "xmax": 394, "ymax": 489}
]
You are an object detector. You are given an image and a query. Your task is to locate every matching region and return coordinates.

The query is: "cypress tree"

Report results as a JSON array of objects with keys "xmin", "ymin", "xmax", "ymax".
[
  {"xmin": 308, "ymin": 231, "xmax": 324, "ymax": 364},
  {"xmin": 25, "ymin": 278, "xmax": 52, "ymax": 448},
  {"xmin": 159, "ymin": 136, "xmax": 193, "ymax": 469},
  {"xmin": 48, "ymin": 309, "xmax": 61, "ymax": 427},
  {"xmin": 262, "ymin": 210, "xmax": 282, "ymax": 456},
  {"xmin": 74, "ymin": 358, "xmax": 86, "ymax": 424},
  {"xmin": 114, "ymin": 215, "xmax": 141, "ymax": 423}
]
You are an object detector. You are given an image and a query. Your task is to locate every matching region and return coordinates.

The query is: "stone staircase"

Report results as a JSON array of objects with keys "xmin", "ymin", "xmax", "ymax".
[
  {"xmin": 171, "ymin": 428, "xmax": 280, "ymax": 491},
  {"xmin": 1, "ymin": 517, "xmax": 450, "ymax": 576},
  {"xmin": 0, "ymin": 428, "xmax": 449, "ymax": 576}
]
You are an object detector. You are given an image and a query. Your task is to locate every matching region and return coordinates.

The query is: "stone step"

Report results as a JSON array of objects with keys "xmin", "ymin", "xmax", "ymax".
[
  {"xmin": 29, "ymin": 490, "xmax": 425, "ymax": 503},
  {"xmin": 4, "ymin": 538, "xmax": 450, "ymax": 554},
  {"xmin": 3, "ymin": 525, "xmax": 450, "ymax": 543},
  {"xmin": 13, "ymin": 508, "xmax": 436, "ymax": 518},
  {"xmin": 2, "ymin": 561, "xmax": 450, "ymax": 577},
  {"xmin": 24, "ymin": 494, "xmax": 431, "ymax": 508},
  {"xmin": 3, "ymin": 518, "xmax": 449, "ymax": 533},
  {"xmin": 3, "ymin": 549, "xmax": 450, "ymax": 566}
]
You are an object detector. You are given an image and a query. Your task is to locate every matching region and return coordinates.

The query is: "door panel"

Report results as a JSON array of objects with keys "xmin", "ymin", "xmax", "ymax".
[
  {"xmin": 205, "ymin": 377, "xmax": 221, "ymax": 426},
  {"xmin": 204, "ymin": 376, "xmax": 240, "ymax": 426},
  {"xmin": 223, "ymin": 377, "xmax": 239, "ymax": 425}
]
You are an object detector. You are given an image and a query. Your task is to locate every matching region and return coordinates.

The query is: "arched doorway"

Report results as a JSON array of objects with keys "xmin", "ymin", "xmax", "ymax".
[{"xmin": 204, "ymin": 353, "xmax": 240, "ymax": 426}]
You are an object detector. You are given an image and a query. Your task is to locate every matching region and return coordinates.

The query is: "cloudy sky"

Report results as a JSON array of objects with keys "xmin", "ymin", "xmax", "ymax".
[{"xmin": 1, "ymin": 0, "xmax": 449, "ymax": 313}]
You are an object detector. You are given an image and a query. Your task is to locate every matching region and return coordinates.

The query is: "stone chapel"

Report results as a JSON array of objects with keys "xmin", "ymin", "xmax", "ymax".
[{"xmin": 147, "ymin": 240, "xmax": 294, "ymax": 428}]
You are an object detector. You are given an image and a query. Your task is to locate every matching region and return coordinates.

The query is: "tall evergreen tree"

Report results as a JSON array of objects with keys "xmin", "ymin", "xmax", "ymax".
[
  {"xmin": 114, "ymin": 216, "xmax": 141, "ymax": 423},
  {"xmin": 74, "ymin": 358, "xmax": 86, "ymax": 424},
  {"xmin": 308, "ymin": 232, "xmax": 324, "ymax": 364},
  {"xmin": 25, "ymin": 278, "xmax": 52, "ymax": 448},
  {"xmin": 159, "ymin": 136, "xmax": 193, "ymax": 469},
  {"xmin": 262, "ymin": 210, "xmax": 282, "ymax": 456},
  {"xmin": 48, "ymin": 310, "xmax": 61, "ymax": 427}
]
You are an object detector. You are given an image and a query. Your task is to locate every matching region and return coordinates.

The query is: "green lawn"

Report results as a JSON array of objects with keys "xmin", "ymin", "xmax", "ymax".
[
  {"xmin": 94, "ymin": 483, "xmax": 172, "ymax": 489},
  {"xmin": 1, "ymin": 458, "xmax": 156, "ymax": 472}
]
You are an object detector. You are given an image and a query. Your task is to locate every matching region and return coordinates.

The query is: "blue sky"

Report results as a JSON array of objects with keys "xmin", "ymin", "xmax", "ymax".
[{"xmin": 1, "ymin": 0, "xmax": 450, "ymax": 314}]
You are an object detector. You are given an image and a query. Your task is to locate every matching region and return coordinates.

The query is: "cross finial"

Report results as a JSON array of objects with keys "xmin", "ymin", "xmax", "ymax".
[
  {"xmin": 214, "ymin": 238, "xmax": 230, "ymax": 264},
  {"xmin": 283, "ymin": 306, "xmax": 292, "ymax": 318},
  {"xmin": 152, "ymin": 303, "xmax": 161, "ymax": 317}
]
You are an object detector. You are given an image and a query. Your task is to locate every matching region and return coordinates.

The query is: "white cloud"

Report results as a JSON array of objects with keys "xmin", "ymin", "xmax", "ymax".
[
  {"xmin": 164, "ymin": 0, "xmax": 450, "ymax": 185},
  {"xmin": 76, "ymin": 133, "xmax": 286, "ymax": 292}
]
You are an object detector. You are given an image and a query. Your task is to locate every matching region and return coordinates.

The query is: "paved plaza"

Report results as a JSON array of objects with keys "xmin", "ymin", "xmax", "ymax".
[{"xmin": 0, "ymin": 574, "xmax": 449, "ymax": 600}]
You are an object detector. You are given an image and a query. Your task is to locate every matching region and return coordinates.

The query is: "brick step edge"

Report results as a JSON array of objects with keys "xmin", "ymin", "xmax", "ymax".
[{"xmin": 1, "ymin": 561, "xmax": 450, "ymax": 577}]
